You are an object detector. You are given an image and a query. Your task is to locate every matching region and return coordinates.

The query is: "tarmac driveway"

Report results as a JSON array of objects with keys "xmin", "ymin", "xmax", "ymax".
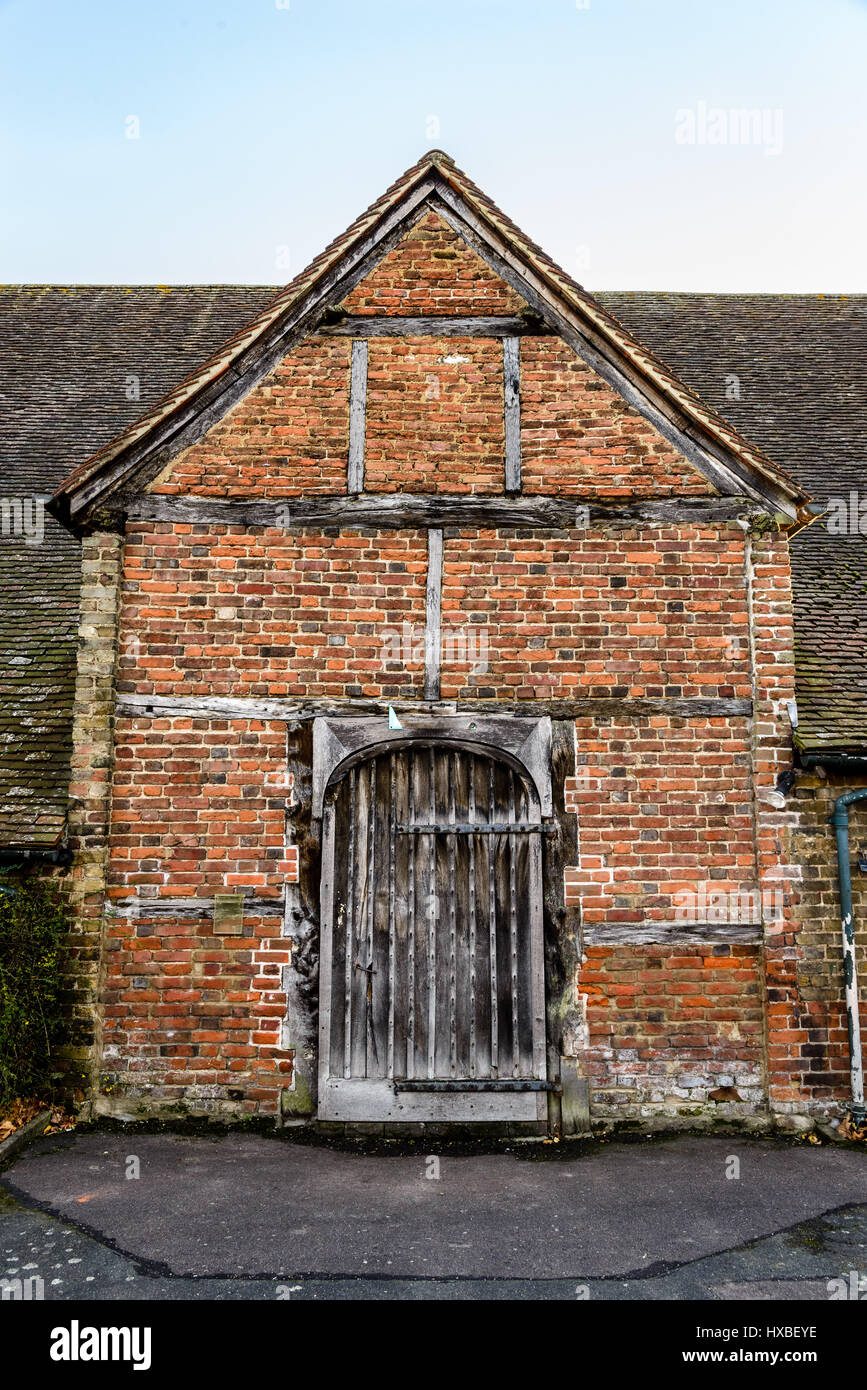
[{"xmin": 1, "ymin": 1130, "xmax": 865, "ymax": 1299}]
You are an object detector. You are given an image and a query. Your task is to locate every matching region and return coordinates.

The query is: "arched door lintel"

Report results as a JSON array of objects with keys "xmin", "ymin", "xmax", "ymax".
[{"xmin": 312, "ymin": 714, "xmax": 552, "ymax": 819}]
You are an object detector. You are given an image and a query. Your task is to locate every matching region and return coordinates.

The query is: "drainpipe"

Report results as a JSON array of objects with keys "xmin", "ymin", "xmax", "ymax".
[{"xmin": 830, "ymin": 790, "xmax": 867, "ymax": 1124}]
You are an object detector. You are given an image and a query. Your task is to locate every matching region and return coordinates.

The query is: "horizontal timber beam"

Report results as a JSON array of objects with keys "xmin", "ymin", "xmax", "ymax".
[
  {"xmin": 127, "ymin": 493, "xmax": 770, "ymax": 531},
  {"xmin": 116, "ymin": 693, "xmax": 752, "ymax": 723},
  {"xmin": 317, "ymin": 314, "xmax": 554, "ymax": 337},
  {"xmin": 582, "ymin": 921, "xmax": 762, "ymax": 945},
  {"xmin": 105, "ymin": 894, "xmax": 283, "ymax": 920}
]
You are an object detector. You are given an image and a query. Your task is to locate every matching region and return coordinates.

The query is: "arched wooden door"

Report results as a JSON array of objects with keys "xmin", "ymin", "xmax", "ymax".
[{"xmin": 317, "ymin": 744, "xmax": 547, "ymax": 1122}]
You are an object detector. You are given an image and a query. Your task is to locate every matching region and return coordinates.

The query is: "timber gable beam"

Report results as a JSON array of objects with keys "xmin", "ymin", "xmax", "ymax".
[{"xmin": 49, "ymin": 153, "xmax": 810, "ymax": 532}]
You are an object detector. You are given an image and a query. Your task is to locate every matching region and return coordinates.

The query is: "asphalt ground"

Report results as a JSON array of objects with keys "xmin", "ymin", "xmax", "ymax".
[{"xmin": 1, "ymin": 1128, "xmax": 865, "ymax": 1301}]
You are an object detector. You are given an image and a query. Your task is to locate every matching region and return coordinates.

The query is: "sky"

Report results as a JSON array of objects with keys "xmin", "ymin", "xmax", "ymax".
[{"xmin": 1, "ymin": 0, "xmax": 866, "ymax": 292}]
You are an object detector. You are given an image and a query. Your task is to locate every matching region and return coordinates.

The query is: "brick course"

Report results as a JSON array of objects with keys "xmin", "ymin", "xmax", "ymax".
[
  {"xmin": 118, "ymin": 524, "xmax": 428, "ymax": 700},
  {"xmin": 442, "ymin": 527, "xmax": 750, "ymax": 700}
]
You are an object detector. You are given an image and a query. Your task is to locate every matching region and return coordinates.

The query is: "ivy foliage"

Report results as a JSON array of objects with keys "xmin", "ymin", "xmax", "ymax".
[{"xmin": 0, "ymin": 878, "xmax": 67, "ymax": 1106}]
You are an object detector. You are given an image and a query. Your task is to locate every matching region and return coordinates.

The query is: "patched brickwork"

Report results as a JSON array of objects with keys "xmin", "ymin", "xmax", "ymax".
[
  {"xmin": 340, "ymin": 211, "xmax": 525, "ymax": 316},
  {"xmin": 564, "ymin": 715, "xmax": 755, "ymax": 922},
  {"xmin": 441, "ymin": 527, "xmax": 751, "ymax": 700},
  {"xmin": 63, "ymin": 531, "xmax": 124, "ymax": 1102},
  {"xmin": 365, "ymin": 337, "xmax": 505, "ymax": 493},
  {"xmin": 520, "ymin": 336, "xmax": 714, "ymax": 498},
  {"xmin": 581, "ymin": 943, "xmax": 765, "ymax": 1121},
  {"xmin": 100, "ymin": 716, "xmax": 296, "ymax": 1118},
  {"xmin": 779, "ymin": 769, "xmax": 867, "ymax": 1108},
  {"xmin": 108, "ymin": 718, "xmax": 293, "ymax": 900},
  {"xmin": 746, "ymin": 532, "xmax": 806, "ymax": 1113}
]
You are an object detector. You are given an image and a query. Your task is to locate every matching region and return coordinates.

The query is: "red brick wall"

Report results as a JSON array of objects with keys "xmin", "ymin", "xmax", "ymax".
[
  {"xmin": 153, "ymin": 339, "xmax": 351, "ymax": 498},
  {"xmin": 150, "ymin": 213, "xmax": 716, "ymax": 504},
  {"xmin": 103, "ymin": 717, "xmax": 296, "ymax": 1117},
  {"xmin": 581, "ymin": 944, "xmax": 765, "ymax": 1120},
  {"xmin": 442, "ymin": 527, "xmax": 750, "ymax": 700},
  {"xmin": 340, "ymin": 211, "xmax": 525, "ymax": 315},
  {"xmin": 520, "ymin": 337, "xmax": 715, "ymax": 498},
  {"xmin": 564, "ymin": 715, "xmax": 756, "ymax": 923},
  {"xmin": 364, "ymin": 337, "xmax": 505, "ymax": 493},
  {"xmin": 119, "ymin": 524, "xmax": 428, "ymax": 700}
]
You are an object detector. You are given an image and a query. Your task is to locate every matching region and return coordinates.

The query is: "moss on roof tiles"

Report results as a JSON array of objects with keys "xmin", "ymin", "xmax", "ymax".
[{"xmin": 0, "ymin": 285, "xmax": 277, "ymax": 845}]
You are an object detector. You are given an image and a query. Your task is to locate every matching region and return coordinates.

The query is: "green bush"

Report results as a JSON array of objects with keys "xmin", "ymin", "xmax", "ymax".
[{"xmin": 0, "ymin": 878, "xmax": 67, "ymax": 1107}]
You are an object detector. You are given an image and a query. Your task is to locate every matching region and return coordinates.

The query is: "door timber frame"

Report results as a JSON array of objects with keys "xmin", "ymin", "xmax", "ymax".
[{"xmin": 314, "ymin": 715, "xmax": 552, "ymax": 1124}]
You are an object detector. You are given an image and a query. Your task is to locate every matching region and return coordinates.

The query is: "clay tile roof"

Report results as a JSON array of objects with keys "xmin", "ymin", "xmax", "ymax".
[{"xmin": 0, "ymin": 285, "xmax": 277, "ymax": 845}]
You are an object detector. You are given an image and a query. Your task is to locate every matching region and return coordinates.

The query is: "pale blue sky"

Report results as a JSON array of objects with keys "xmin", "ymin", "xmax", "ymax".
[{"xmin": 1, "ymin": 0, "xmax": 866, "ymax": 291}]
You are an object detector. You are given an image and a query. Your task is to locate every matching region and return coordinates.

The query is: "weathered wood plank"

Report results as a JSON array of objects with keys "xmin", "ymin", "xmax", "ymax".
[
  {"xmin": 427, "ymin": 748, "xmax": 437, "ymax": 1080},
  {"xmin": 343, "ymin": 768, "xmax": 356, "ymax": 1077},
  {"xmin": 118, "ymin": 691, "xmax": 754, "ymax": 724},
  {"xmin": 468, "ymin": 761, "xmax": 477, "ymax": 1078},
  {"xmin": 317, "ymin": 798, "xmax": 338, "ymax": 1108},
  {"xmin": 128, "ymin": 491, "xmax": 769, "ymax": 531},
  {"xmin": 347, "ymin": 340, "xmax": 368, "ymax": 493},
  {"xmin": 582, "ymin": 921, "xmax": 763, "ymax": 945},
  {"xmin": 318, "ymin": 314, "xmax": 553, "ymax": 338},
  {"xmin": 424, "ymin": 528, "xmax": 443, "ymax": 701},
  {"xmin": 406, "ymin": 752, "xmax": 416, "ymax": 1079},
  {"xmin": 387, "ymin": 753, "xmax": 397, "ymax": 1080},
  {"xmin": 448, "ymin": 752, "xmax": 458, "ymax": 1077},
  {"xmin": 503, "ymin": 336, "xmax": 521, "ymax": 493},
  {"xmin": 106, "ymin": 894, "xmax": 283, "ymax": 919},
  {"xmin": 507, "ymin": 770, "xmax": 520, "ymax": 1075},
  {"xmin": 318, "ymin": 1078, "xmax": 539, "ymax": 1121},
  {"xmin": 365, "ymin": 757, "xmax": 377, "ymax": 1076},
  {"xmin": 487, "ymin": 760, "xmax": 499, "ymax": 1076}
]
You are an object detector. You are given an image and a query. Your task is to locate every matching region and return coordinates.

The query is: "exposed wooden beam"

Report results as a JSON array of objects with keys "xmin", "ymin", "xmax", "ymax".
[
  {"xmin": 106, "ymin": 894, "xmax": 283, "ymax": 920},
  {"xmin": 347, "ymin": 340, "xmax": 368, "ymax": 493},
  {"xmin": 128, "ymin": 492, "xmax": 770, "ymax": 531},
  {"xmin": 424, "ymin": 528, "xmax": 444, "ymax": 701},
  {"xmin": 582, "ymin": 921, "xmax": 762, "ymax": 945},
  {"xmin": 117, "ymin": 692, "xmax": 752, "ymax": 723},
  {"xmin": 503, "ymin": 336, "xmax": 521, "ymax": 493},
  {"xmin": 318, "ymin": 315, "xmax": 554, "ymax": 338}
]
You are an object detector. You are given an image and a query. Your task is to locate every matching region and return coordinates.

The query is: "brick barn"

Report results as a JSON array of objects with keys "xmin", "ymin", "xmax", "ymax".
[{"xmin": 3, "ymin": 151, "xmax": 867, "ymax": 1134}]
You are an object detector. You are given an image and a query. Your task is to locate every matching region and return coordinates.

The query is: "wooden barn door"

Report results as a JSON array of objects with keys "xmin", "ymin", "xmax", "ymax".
[{"xmin": 318, "ymin": 745, "xmax": 548, "ymax": 1122}]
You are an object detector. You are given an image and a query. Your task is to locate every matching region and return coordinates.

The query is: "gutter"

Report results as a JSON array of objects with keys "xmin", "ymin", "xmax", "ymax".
[
  {"xmin": 0, "ymin": 847, "xmax": 74, "ymax": 867},
  {"xmin": 800, "ymin": 753, "xmax": 867, "ymax": 773},
  {"xmin": 830, "ymin": 790, "xmax": 867, "ymax": 1124}
]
